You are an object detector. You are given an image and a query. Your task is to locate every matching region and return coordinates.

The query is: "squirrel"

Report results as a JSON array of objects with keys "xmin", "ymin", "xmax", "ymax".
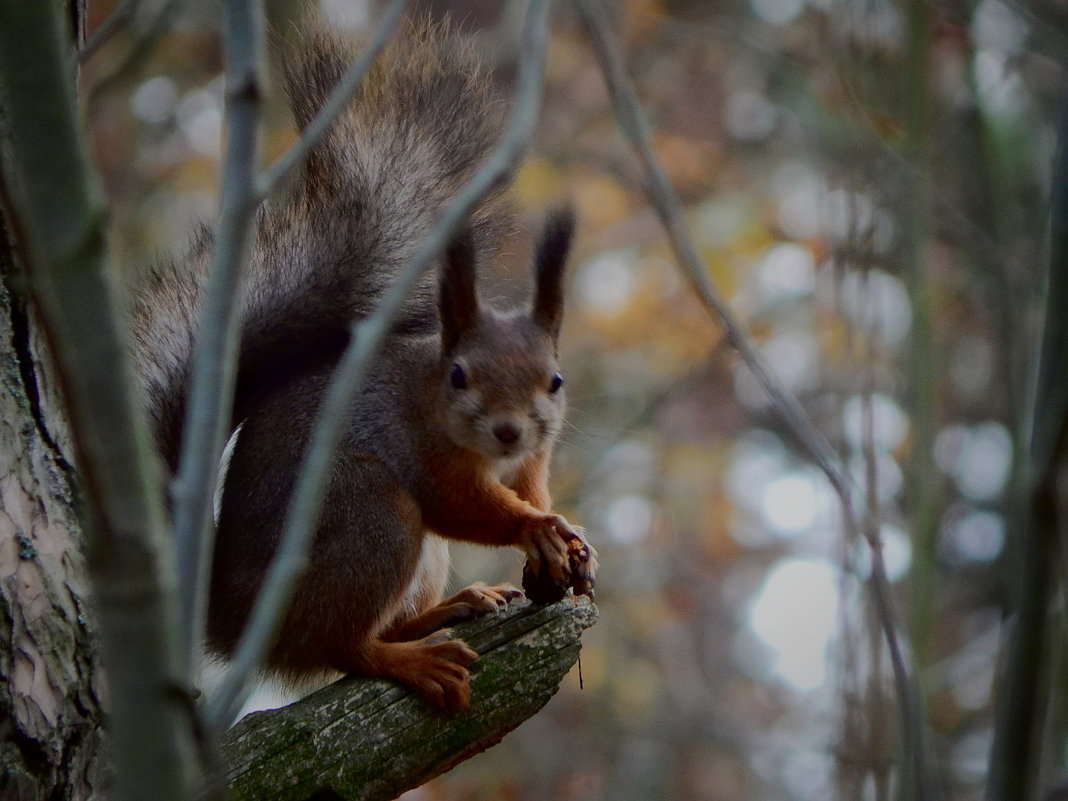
[{"xmin": 130, "ymin": 20, "xmax": 596, "ymax": 711}]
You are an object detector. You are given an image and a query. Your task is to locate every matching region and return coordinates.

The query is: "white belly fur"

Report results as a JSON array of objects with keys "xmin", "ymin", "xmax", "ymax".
[{"xmin": 392, "ymin": 534, "xmax": 451, "ymax": 625}]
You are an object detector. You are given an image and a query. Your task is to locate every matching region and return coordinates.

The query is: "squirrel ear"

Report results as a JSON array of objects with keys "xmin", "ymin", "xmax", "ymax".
[
  {"xmin": 440, "ymin": 225, "xmax": 480, "ymax": 354},
  {"xmin": 531, "ymin": 205, "xmax": 576, "ymax": 345}
]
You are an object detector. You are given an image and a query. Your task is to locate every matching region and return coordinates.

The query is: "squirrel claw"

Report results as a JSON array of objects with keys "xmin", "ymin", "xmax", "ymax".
[
  {"xmin": 445, "ymin": 582, "xmax": 522, "ymax": 618},
  {"xmin": 522, "ymin": 521, "xmax": 597, "ymax": 604},
  {"xmin": 566, "ymin": 526, "xmax": 598, "ymax": 598},
  {"xmin": 522, "ymin": 513, "xmax": 577, "ymax": 584}
]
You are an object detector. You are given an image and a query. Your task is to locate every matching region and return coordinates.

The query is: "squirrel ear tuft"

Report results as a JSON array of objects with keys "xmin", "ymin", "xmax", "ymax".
[
  {"xmin": 531, "ymin": 205, "xmax": 576, "ymax": 345},
  {"xmin": 440, "ymin": 225, "xmax": 480, "ymax": 354}
]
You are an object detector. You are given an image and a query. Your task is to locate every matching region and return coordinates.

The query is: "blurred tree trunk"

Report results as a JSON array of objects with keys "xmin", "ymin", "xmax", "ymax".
[{"xmin": 0, "ymin": 2, "xmax": 106, "ymax": 797}]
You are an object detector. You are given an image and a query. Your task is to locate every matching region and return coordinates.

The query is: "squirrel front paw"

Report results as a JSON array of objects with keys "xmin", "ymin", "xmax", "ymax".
[{"xmin": 521, "ymin": 515, "xmax": 597, "ymax": 604}]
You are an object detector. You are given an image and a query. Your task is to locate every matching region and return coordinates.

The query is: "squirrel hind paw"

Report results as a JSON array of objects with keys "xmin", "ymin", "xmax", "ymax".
[{"xmin": 361, "ymin": 635, "xmax": 478, "ymax": 711}]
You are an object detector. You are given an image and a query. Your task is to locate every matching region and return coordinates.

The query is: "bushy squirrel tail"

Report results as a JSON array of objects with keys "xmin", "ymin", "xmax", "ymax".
[{"xmin": 132, "ymin": 19, "xmax": 512, "ymax": 469}]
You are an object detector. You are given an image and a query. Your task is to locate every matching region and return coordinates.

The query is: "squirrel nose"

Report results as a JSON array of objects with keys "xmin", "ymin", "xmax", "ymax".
[{"xmin": 492, "ymin": 423, "xmax": 521, "ymax": 445}]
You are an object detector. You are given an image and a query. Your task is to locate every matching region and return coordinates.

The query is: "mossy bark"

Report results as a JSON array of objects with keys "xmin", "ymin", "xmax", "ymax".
[{"xmin": 223, "ymin": 596, "xmax": 597, "ymax": 801}]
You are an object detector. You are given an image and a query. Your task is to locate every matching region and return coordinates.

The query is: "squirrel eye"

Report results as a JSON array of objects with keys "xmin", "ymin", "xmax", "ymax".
[
  {"xmin": 548, "ymin": 372, "xmax": 563, "ymax": 394},
  {"xmin": 450, "ymin": 363, "xmax": 467, "ymax": 390}
]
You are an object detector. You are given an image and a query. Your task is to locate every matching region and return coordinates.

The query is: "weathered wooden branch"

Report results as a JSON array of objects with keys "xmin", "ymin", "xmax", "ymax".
[{"xmin": 222, "ymin": 596, "xmax": 596, "ymax": 801}]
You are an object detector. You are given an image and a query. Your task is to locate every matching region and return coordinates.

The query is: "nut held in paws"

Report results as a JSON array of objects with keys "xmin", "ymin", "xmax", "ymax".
[{"xmin": 522, "ymin": 559, "xmax": 569, "ymax": 605}]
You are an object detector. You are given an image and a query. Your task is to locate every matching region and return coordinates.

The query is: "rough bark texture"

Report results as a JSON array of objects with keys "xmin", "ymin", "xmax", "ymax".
[
  {"xmin": 223, "ymin": 596, "xmax": 597, "ymax": 801},
  {"xmin": 0, "ymin": 236, "xmax": 106, "ymax": 798},
  {"xmin": 0, "ymin": 4, "xmax": 106, "ymax": 798}
]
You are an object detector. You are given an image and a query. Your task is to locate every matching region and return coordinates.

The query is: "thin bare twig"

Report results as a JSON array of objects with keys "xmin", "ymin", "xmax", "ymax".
[
  {"xmin": 173, "ymin": 0, "xmax": 414, "ymax": 678},
  {"xmin": 577, "ymin": 0, "xmax": 841, "ymax": 484},
  {"xmin": 204, "ymin": 0, "xmax": 557, "ymax": 732},
  {"xmin": 171, "ymin": 0, "xmax": 264, "ymax": 677},
  {"xmin": 575, "ymin": 1, "xmax": 929, "ymax": 798},
  {"xmin": 79, "ymin": 0, "xmax": 138, "ymax": 63},
  {"xmin": 85, "ymin": 0, "xmax": 182, "ymax": 112}
]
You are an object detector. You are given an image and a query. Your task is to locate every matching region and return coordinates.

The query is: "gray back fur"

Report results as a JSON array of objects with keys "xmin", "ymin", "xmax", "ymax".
[{"xmin": 130, "ymin": 19, "xmax": 513, "ymax": 469}]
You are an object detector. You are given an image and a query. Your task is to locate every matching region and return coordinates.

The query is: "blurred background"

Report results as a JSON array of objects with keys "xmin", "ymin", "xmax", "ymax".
[{"xmin": 81, "ymin": 0, "xmax": 1063, "ymax": 798}]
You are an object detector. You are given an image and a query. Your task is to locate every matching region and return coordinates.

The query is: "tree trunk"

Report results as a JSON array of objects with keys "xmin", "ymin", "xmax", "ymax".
[
  {"xmin": 0, "ymin": 2, "xmax": 107, "ymax": 796},
  {"xmin": 0, "ymin": 222, "xmax": 105, "ymax": 798}
]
